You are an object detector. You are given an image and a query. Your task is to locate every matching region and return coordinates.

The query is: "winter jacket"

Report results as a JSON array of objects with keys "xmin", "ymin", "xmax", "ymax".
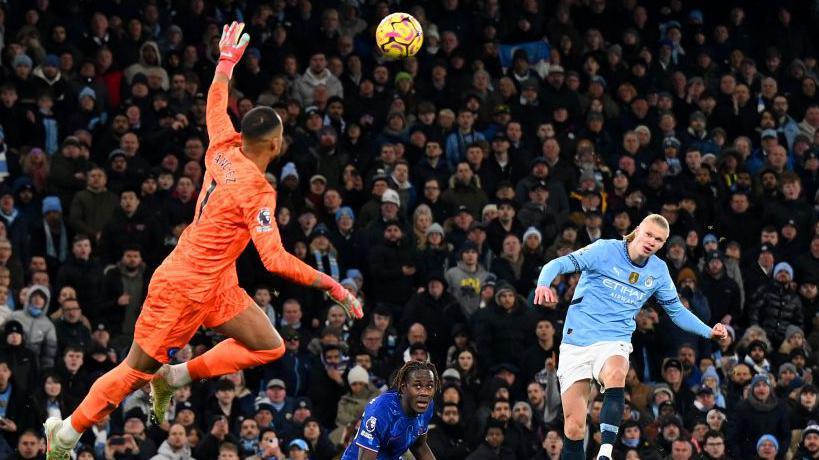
[
  {"xmin": 472, "ymin": 297, "xmax": 538, "ymax": 369},
  {"xmin": 0, "ymin": 343, "xmax": 38, "ymax": 392},
  {"xmin": 150, "ymin": 440, "xmax": 195, "ymax": 460},
  {"xmin": 124, "ymin": 41, "xmax": 170, "ymax": 90},
  {"xmin": 10, "ymin": 286, "xmax": 57, "ymax": 369},
  {"xmin": 56, "ymin": 256, "xmax": 106, "ymax": 320},
  {"xmin": 465, "ymin": 443, "xmax": 516, "ymax": 460},
  {"xmin": 728, "ymin": 395, "xmax": 790, "ymax": 460},
  {"xmin": 47, "ymin": 154, "xmax": 90, "ymax": 216},
  {"xmin": 401, "ymin": 290, "xmax": 459, "ymax": 362},
  {"xmin": 440, "ymin": 176, "xmax": 488, "ymax": 219},
  {"xmin": 444, "ymin": 262, "xmax": 490, "ymax": 318},
  {"xmin": 68, "ymin": 187, "xmax": 119, "ymax": 238},
  {"xmin": 333, "ymin": 385, "xmax": 379, "ymax": 433},
  {"xmin": 749, "ymin": 280, "xmax": 803, "ymax": 346},
  {"xmin": 427, "ymin": 423, "xmax": 471, "ymax": 460},
  {"xmin": 700, "ymin": 268, "xmax": 743, "ymax": 324},
  {"xmin": 293, "ymin": 68, "xmax": 343, "ymax": 106},
  {"xmin": 367, "ymin": 237, "xmax": 416, "ymax": 306}
]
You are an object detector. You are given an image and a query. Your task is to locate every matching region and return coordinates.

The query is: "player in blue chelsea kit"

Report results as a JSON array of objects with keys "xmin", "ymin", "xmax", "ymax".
[
  {"xmin": 533, "ymin": 214, "xmax": 728, "ymax": 460},
  {"xmin": 342, "ymin": 361, "xmax": 438, "ymax": 460}
]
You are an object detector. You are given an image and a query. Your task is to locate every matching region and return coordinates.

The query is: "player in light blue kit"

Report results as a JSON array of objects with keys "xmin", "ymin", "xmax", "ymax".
[
  {"xmin": 342, "ymin": 361, "xmax": 438, "ymax": 460},
  {"xmin": 533, "ymin": 214, "xmax": 728, "ymax": 460}
]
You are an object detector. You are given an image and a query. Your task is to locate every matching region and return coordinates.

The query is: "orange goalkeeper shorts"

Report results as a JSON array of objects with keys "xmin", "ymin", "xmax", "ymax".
[{"xmin": 134, "ymin": 277, "xmax": 254, "ymax": 363}]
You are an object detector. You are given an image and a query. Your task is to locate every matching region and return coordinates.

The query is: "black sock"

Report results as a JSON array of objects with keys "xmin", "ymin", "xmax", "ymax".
[
  {"xmin": 561, "ymin": 437, "xmax": 584, "ymax": 460},
  {"xmin": 600, "ymin": 387, "xmax": 625, "ymax": 445}
]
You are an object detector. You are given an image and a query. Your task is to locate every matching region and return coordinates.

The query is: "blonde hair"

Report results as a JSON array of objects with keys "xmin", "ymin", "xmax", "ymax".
[{"xmin": 624, "ymin": 213, "xmax": 670, "ymax": 242}]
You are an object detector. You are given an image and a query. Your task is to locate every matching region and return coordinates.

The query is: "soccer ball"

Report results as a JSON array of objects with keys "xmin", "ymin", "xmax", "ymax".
[{"xmin": 375, "ymin": 12, "xmax": 423, "ymax": 59}]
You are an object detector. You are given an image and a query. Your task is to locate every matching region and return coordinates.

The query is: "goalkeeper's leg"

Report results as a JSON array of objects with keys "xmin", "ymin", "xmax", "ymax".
[
  {"xmin": 48, "ymin": 343, "xmax": 160, "ymax": 459},
  {"xmin": 155, "ymin": 299, "xmax": 285, "ymax": 392}
]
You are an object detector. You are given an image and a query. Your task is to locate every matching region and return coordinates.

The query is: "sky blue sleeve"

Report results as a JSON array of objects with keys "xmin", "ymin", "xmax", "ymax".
[
  {"xmin": 353, "ymin": 397, "xmax": 387, "ymax": 453},
  {"xmin": 536, "ymin": 240, "xmax": 603, "ymax": 287},
  {"xmin": 655, "ymin": 270, "xmax": 713, "ymax": 339}
]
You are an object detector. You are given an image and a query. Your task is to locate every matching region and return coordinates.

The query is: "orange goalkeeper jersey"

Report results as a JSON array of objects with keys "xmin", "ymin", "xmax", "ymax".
[{"xmin": 153, "ymin": 79, "xmax": 318, "ymax": 302}]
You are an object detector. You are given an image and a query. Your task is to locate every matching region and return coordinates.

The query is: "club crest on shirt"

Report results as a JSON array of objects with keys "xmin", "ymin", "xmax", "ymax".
[
  {"xmin": 365, "ymin": 416, "xmax": 377, "ymax": 433},
  {"xmin": 256, "ymin": 208, "xmax": 272, "ymax": 233},
  {"xmin": 644, "ymin": 276, "xmax": 654, "ymax": 288},
  {"xmin": 628, "ymin": 272, "xmax": 639, "ymax": 284}
]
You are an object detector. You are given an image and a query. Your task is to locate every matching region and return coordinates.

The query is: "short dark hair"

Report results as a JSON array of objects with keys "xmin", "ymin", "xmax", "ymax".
[
  {"xmin": 704, "ymin": 430, "xmax": 725, "ymax": 442},
  {"xmin": 241, "ymin": 106, "xmax": 281, "ymax": 140},
  {"xmin": 64, "ymin": 345, "xmax": 84, "ymax": 355},
  {"xmin": 492, "ymin": 398, "xmax": 510, "ymax": 410}
]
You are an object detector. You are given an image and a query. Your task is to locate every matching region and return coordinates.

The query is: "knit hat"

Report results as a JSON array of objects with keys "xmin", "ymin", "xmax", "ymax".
[
  {"xmin": 494, "ymin": 281, "xmax": 516, "ymax": 304},
  {"xmin": 441, "ymin": 368, "xmax": 461, "ymax": 381},
  {"xmin": 522, "ymin": 226, "xmax": 542, "ymax": 243},
  {"xmin": 756, "ymin": 434, "xmax": 779, "ymax": 453},
  {"xmin": 12, "ymin": 54, "xmax": 32, "ymax": 68},
  {"xmin": 395, "ymin": 72, "xmax": 413, "ymax": 84},
  {"xmin": 381, "ymin": 189, "xmax": 400, "ymax": 206},
  {"xmin": 42, "ymin": 196, "xmax": 63, "ymax": 215},
  {"xmin": 289, "ymin": 439, "xmax": 310, "ymax": 452},
  {"xmin": 4, "ymin": 320, "xmax": 23, "ymax": 335},
  {"xmin": 803, "ymin": 424, "xmax": 819, "ymax": 441},
  {"xmin": 653, "ymin": 383, "xmax": 674, "ymax": 401},
  {"xmin": 750, "ymin": 374, "xmax": 771, "ymax": 390},
  {"xmin": 703, "ymin": 233, "xmax": 718, "ymax": 246},
  {"xmin": 280, "ymin": 162, "xmax": 299, "ymax": 181},
  {"xmin": 425, "ymin": 223, "xmax": 445, "ymax": 237},
  {"xmin": 785, "ymin": 325, "xmax": 804, "ymax": 342},
  {"xmin": 748, "ymin": 339, "xmax": 768, "ymax": 353},
  {"xmin": 676, "ymin": 267, "xmax": 697, "ymax": 284},
  {"xmin": 78, "ymin": 86, "xmax": 96, "ymax": 101},
  {"xmin": 347, "ymin": 269, "xmax": 363, "ymax": 282},
  {"xmin": 347, "ymin": 365, "xmax": 369, "ymax": 385},
  {"xmin": 341, "ymin": 278, "xmax": 357, "ymax": 290},
  {"xmin": 700, "ymin": 366, "xmax": 721, "ymax": 386},
  {"xmin": 774, "ymin": 262, "xmax": 794, "ymax": 279},
  {"xmin": 779, "ymin": 362, "xmax": 797, "ymax": 376},
  {"xmin": 335, "ymin": 206, "xmax": 355, "ymax": 222}
]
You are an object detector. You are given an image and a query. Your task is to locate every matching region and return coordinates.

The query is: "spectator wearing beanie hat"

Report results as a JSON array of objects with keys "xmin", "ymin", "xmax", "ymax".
[
  {"xmin": 748, "ymin": 261, "xmax": 803, "ymax": 346},
  {"xmin": 10, "ymin": 284, "xmax": 57, "ymax": 369},
  {"xmin": 728, "ymin": 374, "xmax": 790, "ymax": 459},
  {"xmin": 331, "ymin": 206, "xmax": 363, "ymax": 271},
  {"xmin": 771, "ymin": 325, "xmax": 808, "ymax": 369},
  {"xmin": 473, "ymin": 281, "xmax": 536, "ymax": 370},
  {"xmin": 756, "ymin": 433, "xmax": 779, "ymax": 460},
  {"xmin": 401, "ymin": 270, "xmax": 458, "ymax": 361},
  {"xmin": 796, "ymin": 423, "xmax": 819, "ymax": 458},
  {"xmin": 699, "ymin": 250, "xmax": 742, "ymax": 328},
  {"xmin": 331, "ymin": 365, "xmax": 378, "ymax": 444},
  {"xmin": 1, "ymin": 319, "xmax": 39, "ymax": 391},
  {"xmin": 367, "ymin": 219, "xmax": 415, "ymax": 307}
]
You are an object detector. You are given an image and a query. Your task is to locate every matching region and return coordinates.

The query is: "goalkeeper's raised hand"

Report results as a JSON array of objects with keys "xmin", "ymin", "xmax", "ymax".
[
  {"xmin": 216, "ymin": 21, "xmax": 250, "ymax": 79},
  {"xmin": 315, "ymin": 273, "xmax": 364, "ymax": 319}
]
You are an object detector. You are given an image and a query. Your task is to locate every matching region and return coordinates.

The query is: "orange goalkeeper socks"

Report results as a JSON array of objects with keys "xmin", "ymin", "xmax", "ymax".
[
  {"xmin": 186, "ymin": 338, "xmax": 285, "ymax": 381},
  {"xmin": 69, "ymin": 362, "xmax": 154, "ymax": 433}
]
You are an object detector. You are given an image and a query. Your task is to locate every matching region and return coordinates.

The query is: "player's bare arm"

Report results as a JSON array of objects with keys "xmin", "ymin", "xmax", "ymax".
[
  {"xmin": 410, "ymin": 434, "xmax": 437, "ymax": 460},
  {"xmin": 357, "ymin": 448, "xmax": 378, "ymax": 460}
]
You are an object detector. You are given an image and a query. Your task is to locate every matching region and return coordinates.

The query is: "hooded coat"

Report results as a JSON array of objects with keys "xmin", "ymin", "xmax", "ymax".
[
  {"xmin": 9, "ymin": 285, "xmax": 57, "ymax": 369},
  {"xmin": 124, "ymin": 41, "xmax": 170, "ymax": 90}
]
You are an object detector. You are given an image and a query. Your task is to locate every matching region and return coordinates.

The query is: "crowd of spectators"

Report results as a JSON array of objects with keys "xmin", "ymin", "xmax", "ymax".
[{"xmin": 0, "ymin": 1, "xmax": 818, "ymax": 460}]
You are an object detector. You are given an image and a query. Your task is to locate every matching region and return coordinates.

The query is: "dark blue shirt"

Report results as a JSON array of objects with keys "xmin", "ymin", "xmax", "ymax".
[{"xmin": 341, "ymin": 391, "xmax": 434, "ymax": 460}]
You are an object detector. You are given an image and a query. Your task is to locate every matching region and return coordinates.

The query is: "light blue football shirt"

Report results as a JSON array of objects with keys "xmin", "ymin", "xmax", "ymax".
[{"xmin": 537, "ymin": 239, "xmax": 713, "ymax": 346}]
